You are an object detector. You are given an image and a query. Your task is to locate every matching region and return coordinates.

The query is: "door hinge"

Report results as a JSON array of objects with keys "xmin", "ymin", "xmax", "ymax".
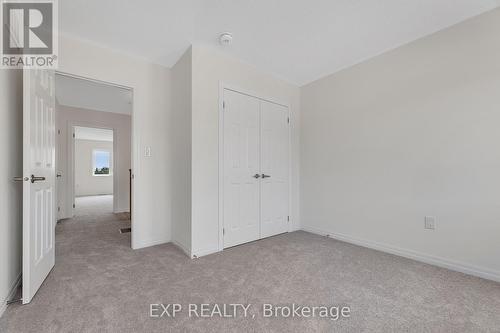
[
  {"xmin": 73, "ymin": 203, "xmax": 75, "ymax": 208},
  {"xmin": 287, "ymin": 117, "xmax": 290, "ymax": 124},
  {"xmin": 287, "ymin": 216, "xmax": 290, "ymax": 222},
  {"xmin": 72, "ymin": 133, "xmax": 75, "ymax": 138},
  {"xmin": 58, "ymin": 206, "xmax": 60, "ymax": 212},
  {"xmin": 223, "ymin": 228, "xmax": 225, "ymax": 235},
  {"xmin": 57, "ymin": 129, "xmax": 61, "ymax": 135},
  {"xmin": 223, "ymin": 101, "xmax": 226, "ymax": 109}
]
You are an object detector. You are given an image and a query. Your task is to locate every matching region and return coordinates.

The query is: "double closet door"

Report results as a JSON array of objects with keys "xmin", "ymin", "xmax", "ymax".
[{"xmin": 223, "ymin": 89, "xmax": 289, "ymax": 248}]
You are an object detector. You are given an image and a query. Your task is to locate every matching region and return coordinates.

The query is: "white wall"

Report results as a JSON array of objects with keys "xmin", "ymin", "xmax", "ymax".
[
  {"xmin": 56, "ymin": 105, "xmax": 131, "ymax": 216},
  {"xmin": 170, "ymin": 47, "xmax": 192, "ymax": 255},
  {"xmin": 75, "ymin": 139, "xmax": 114, "ymax": 197},
  {"xmin": 58, "ymin": 34, "xmax": 172, "ymax": 249},
  {"xmin": 300, "ymin": 8, "xmax": 500, "ymax": 281},
  {"xmin": 0, "ymin": 70, "xmax": 23, "ymax": 316},
  {"xmin": 58, "ymin": 36, "xmax": 301, "ymax": 256},
  {"xmin": 191, "ymin": 45, "xmax": 301, "ymax": 257}
]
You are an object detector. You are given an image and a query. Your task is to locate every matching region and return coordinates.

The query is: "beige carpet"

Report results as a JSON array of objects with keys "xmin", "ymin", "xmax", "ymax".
[{"xmin": 1, "ymin": 205, "xmax": 500, "ymax": 332}]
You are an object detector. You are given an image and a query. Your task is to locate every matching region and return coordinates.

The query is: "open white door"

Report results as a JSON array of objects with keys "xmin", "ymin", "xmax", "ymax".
[{"xmin": 22, "ymin": 69, "xmax": 56, "ymax": 304}]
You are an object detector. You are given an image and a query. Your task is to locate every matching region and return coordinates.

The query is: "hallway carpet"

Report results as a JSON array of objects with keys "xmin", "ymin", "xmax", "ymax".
[
  {"xmin": 74, "ymin": 195, "xmax": 114, "ymax": 217},
  {"xmin": 1, "ymin": 210, "xmax": 499, "ymax": 332}
]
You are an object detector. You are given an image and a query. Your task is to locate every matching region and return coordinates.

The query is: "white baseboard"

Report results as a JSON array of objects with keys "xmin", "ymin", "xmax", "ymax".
[
  {"xmin": 302, "ymin": 225, "xmax": 500, "ymax": 283},
  {"xmin": 192, "ymin": 228, "xmax": 302, "ymax": 259},
  {"xmin": 0, "ymin": 273, "xmax": 22, "ymax": 318},
  {"xmin": 171, "ymin": 240, "xmax": 191, "ymax": 258},
  {"xmin": 191, "ymin": 247, "xmax": 219, "ymax": 259},
  {"xmin": 132, "ymin": 237, "xmax": 170, "ymax": 250}
]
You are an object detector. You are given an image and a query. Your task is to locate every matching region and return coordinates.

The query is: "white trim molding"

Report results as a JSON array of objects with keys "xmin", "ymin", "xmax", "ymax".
[
  {"xmin": 302, "ymin": 226, "xmax": 500, "ymax": 283},
  {"xmin": 131, "ymin": 237, "xmax": 170, "ymax": 250},
  {"xmin": 191, "ymin": 246, "xmax": 220, "ymax": 259}
]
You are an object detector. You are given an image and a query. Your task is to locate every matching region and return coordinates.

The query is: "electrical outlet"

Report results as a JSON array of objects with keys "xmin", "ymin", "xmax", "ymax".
[{"xmin": 425, "ymin": 216, "xmax": 436, "ymax": 230}]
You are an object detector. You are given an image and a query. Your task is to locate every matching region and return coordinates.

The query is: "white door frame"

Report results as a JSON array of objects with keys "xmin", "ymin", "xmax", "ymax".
[
  {"xmin": 54, "ymin": 71, "xmax": 135, "ymax": 246},
  {"xmin": 218, "ymin": 82, "xmax": 292, "ymax": 252}
]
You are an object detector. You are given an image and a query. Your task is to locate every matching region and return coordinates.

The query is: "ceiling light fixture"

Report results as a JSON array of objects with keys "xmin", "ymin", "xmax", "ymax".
[{"xmin": 219, "ymin": 32, "xmax": 233, "ymax": 46}]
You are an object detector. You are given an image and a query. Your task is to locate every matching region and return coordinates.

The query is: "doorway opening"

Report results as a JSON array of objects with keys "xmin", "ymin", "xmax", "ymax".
[
  {"xmin": 54, "ymin": 72, "xmax": 133, "ymax": 238},
  {"xmin": 20, "ymin": 69, "xmax": 135, "ymax": 305},
  {"xmin": 73, "ymin": 126, "xmax": 115, "ymax": 217}
]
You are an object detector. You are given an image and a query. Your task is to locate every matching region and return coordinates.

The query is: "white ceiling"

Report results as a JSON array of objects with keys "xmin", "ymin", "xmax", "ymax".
[
  {"xmin": 75, "ymin": 126, "xmax": 114, "ymax": 142},
  {"xmin": 60, "ymin": 0, "xmax": 500, "ymax": 85},
  {"xmin": 56, "ymin": 74, "xmax": 132, "ymax": 115}
]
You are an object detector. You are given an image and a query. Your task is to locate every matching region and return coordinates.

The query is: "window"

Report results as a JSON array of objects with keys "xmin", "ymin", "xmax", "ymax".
[{"xmin": 93, "ymin": 150, "xmax": 112, "ymax": 176}]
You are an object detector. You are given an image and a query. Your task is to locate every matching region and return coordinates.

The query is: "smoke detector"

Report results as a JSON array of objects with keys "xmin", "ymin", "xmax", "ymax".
[{"xmin": 219, "ymin": 33, "xmax": 233, "ymax": 46}]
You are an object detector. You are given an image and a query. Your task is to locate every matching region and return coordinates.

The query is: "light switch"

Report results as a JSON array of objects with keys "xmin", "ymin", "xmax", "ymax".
[
  {"xmin": 144, "ymin": 146, "xmax": 152, "ymax": 157},
  {"xmin": 424, "ymin": 216, "xmax": 436, "ymax": 230}
]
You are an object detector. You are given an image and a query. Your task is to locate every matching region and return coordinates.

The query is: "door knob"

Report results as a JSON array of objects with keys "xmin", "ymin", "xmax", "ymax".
[
  {"xmin": 30, "ymin": 175, "xmax": 46, "ymax": 183},
  {"xmin": 253, "ymin": 174, "xmax": 261, "ymax": 179},
  {"xmin": 262, "ymin": 174, "xmax": 271, "ymax": 179},
  {"xmin": 56, "ymin": 173, "xmax": 62, "ymax": 178}
]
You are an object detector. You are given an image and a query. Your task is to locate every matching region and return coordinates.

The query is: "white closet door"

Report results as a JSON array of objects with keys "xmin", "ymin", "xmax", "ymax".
[
  {"xmin": 223, "ymin": 89, "xmax": 261, "ymax": 248},
  {"xmin": 260, "ymin": 101, "xmax": 289, "ymax": 238}
]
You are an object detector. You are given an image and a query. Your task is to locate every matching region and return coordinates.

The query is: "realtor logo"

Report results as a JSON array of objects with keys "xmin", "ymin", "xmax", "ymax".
[{"xmin": 1, "ymin": 0, "xmax": 58, "ymax": 68}]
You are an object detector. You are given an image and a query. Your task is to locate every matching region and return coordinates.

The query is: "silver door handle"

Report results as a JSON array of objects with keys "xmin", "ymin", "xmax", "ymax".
[
  {"xmin": 262, "ymin": 174, "xmax": 271, "ymax": 179},
  {"xmin": 31, "ymin": 175, "xmax": 46, "ymax": 183},
  {"xmin": 253, "ymin": 174, "xmax": 261, "ymax": 179},
  {"xmin": 56, "ymin": 173, "xmax": 62, "ymax": 178},
  {"xmin": 13, "ymin": 176, "xmax": 29, "ymax": 182}
]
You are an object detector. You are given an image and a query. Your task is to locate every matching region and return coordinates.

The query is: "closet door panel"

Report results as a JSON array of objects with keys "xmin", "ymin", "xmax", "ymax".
[
  {"xmin": 223, "ymin": 89, "xmax": 261, "ymax": 248},
  {"xmin": 260, "ymin": 101, "xmax": 289, "ymax": 238}
]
